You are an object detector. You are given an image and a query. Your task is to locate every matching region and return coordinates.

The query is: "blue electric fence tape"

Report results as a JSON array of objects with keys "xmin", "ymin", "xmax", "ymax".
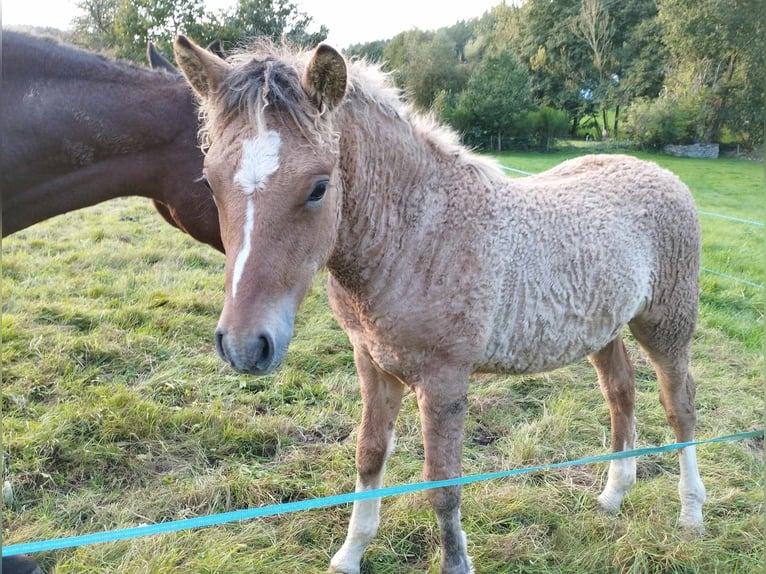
[{"xmin": 3, "ymin": 430, "xmax": 761, "ymax": 556}]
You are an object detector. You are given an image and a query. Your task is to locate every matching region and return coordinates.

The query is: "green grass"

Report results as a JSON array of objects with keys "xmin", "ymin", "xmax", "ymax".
[{"xmin": 2, "ymin": 151, "xmax": 763, "ymax": 573}]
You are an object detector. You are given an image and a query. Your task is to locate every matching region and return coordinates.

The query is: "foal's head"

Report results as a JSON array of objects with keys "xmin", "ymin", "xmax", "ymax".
[{"xmin": 174, "ymin": 36, "xmax": 348, "ymax": 374}]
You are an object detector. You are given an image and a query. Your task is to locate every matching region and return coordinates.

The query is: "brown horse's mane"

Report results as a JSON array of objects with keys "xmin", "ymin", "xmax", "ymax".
[
  {"xmin": 200, "ymin": 39, "xmax": 505, "ymax": 186},
  {"xmin": 5, "ymin": 30, "xmax": 176, "ymax": 84}
]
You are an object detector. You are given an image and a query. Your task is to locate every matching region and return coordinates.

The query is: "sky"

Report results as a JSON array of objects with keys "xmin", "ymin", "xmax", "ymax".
[{"xmin": 3, "ymin": 0, "xmax": 503, "ymax": 49}]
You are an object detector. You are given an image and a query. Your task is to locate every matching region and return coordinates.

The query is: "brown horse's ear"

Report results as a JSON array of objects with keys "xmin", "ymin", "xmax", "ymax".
[
  {"xmin": 174, "ymin": 35, "xmax": 231, "ymax": 100},
  {"xmin": 206, "ymin": 39, "xmax": 226, "ymax": 60},
  {"xmin": 147, "ymin": 42, "xmax": 177, "ymax": 73},
  {"xmin": 301, "ymin": 44, "xmax": 347, "ymax": 112}
]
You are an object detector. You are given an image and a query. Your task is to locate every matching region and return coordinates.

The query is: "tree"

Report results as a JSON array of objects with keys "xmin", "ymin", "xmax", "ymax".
[
  {"xmin": 587, "ymin": 0, "xmax": 668, "ymax": 139},
  {"xmin": 70, "ymin": 0, "xmax": 327, "ymax": 63},
  {"xmin": 518, "ymin": 0, "xmax": 666, "ymax": 139},
  {"xmin": 622, "ymin": 97, "xmax": 697, "ymax": 149},
  {"xmin": 71, "ymin": 0, "xmax": 119, "ymax": 53},
  {"xmin": 467, "ymin": 2, "xmax": 522, "ymax": 62},
  {"xmin": 383, "ymin": 29, "xmax": 433, "ymax": 88},
  {"xmin": 409, "ymin": 31, "xmax": 470, "ymax": 109},
  {"xmin": 528, "ymin": 106, "xmax": 570, "ymax": 151},
  {"xmin": 568, "ymin": 0, "xmax": 614, "ymax": 136},
  {"xmin": 658, "ymin": 0, "xmax": 764, "ymax": 145},
  {"xmin": 113, "ymin": 0, "xmax": 211, "ymax": 61},
  {"xmin": 383, "ymin": 29, "xmax": 470, "ymax": 110},
  {"xmin": 213, "ymin": 0, "xmax": 327, "ymax": 50},
  {"xmin": 516, "ymin": 0, "xmax": 589, "ymax": 134},
  {"xmin": 612, "ymin": 1, "xmax": 666, "ymax": 101},
  {"xmin": 345, "ymin": 40, "xmax": 387, "ymax": 62},
  {"xmin": 446, "ymin": 19, "xmax": 475, "ymax": 63},
  {"xmin": 569, "ymin": 0, "xmax": 612, "ymax": 73},
  {"xmin": 448, "ymin": 51, "xmax": 534, "ymax": 150}
]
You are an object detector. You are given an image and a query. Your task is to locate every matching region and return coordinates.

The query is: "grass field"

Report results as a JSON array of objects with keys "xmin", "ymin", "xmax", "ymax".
[{"xmin": 2, "ymin": 150, "xmax": 763, "ymax": 573}]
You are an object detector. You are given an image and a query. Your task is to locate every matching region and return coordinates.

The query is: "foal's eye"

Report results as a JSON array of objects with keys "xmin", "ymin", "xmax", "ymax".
[{"xmin": 307, "ymin": 179, "xmax": 329, "ymax": 204}]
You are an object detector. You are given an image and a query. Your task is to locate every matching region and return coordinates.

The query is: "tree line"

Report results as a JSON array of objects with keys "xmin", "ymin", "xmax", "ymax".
[
  {"xmin": 67, "ymin": 0, "xmax": 764, "ymax": 151},
  {"xmin": 69, "ymin": 0, "xmax": 327, "ymax": 62}
]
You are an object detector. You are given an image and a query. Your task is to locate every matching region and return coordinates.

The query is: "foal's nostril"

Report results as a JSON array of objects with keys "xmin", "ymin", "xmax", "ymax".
[
  {"xmin": 254, "ymin": 334, "xmax": 274, "ymax": 371},
  {"xmin": 214, "ymin": 328, "xmax": 228, "ymax": 363}
]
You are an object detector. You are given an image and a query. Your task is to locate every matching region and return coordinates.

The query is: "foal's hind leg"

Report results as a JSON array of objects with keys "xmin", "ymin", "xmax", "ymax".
[
  {"xmin": 329, "ymin": 347, "xmax": 405, "ymax": 574},
  {"xmin": 589, "ymin": 337, "xmax": 638, "ymax": 514},
  {"xmin": 629, "ymin": 317, "xmax": 706, "ymax": 530}
]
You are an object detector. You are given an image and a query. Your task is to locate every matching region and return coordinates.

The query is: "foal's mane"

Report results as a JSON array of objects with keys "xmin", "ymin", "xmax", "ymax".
[
  {"xmin": 202, "ymin": 39, "xmax": 504, "ymax": 184},
  {"xmin": 199, "ymin": 40, "xmax": 333, "ymax": 150}
]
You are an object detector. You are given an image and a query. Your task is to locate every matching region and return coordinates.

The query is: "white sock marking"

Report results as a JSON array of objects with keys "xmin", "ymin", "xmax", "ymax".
[
  {"xmin": 230, "ymin": 131, "xmax": 281, "ymax": 300},
  {"xmin": 678, "ymin": 445, "xmax": 705, "ymax": 528},
  {"xmin": 598, "ymin": 439, "xmax": 636, "ymax": 514},
  {"xmin": 330, "ymin": 476, "xmax": 383, "ymax": 573},
  {"xmin": 330, "ymin": 431, "xmax": 396, "ymax": 573}
]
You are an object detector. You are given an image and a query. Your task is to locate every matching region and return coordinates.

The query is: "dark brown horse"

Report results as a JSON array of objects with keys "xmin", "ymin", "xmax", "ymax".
[
  {"xmin": 1, "ymin": 32, "xmax": 222, "ymax": 574},
  {"xmin": 1, "ymin": 31, "xmax": 222, "ymax": 252}
]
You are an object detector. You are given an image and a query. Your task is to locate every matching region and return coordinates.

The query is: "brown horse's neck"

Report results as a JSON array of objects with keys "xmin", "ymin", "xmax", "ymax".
[{"xmin": 1, "ymin": 33, "xmax": 210, "ymax": 241}]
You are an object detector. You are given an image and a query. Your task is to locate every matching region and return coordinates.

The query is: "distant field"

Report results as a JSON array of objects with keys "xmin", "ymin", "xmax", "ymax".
[{"xmin": 2, "ymin": 150, "xmax": 763, "ymax": 573}]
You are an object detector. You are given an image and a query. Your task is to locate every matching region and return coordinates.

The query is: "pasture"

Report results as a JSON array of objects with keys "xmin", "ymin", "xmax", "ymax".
[{"xmin": 2, "ymin": 151, "xmax": 763, "ymax": 573}]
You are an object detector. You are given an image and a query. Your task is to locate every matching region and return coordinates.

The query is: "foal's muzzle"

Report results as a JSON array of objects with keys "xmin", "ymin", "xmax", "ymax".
[
  {"xmin": 215, "ymin": 327, "xmax": 292, "ymax": 375},
  {"xmin": 215, "ymin": 328, "xmax": 274, "ymax": 374},
  {"xmin": 214, "ymin": 305, "xmax": 295, "ymax": 375}
]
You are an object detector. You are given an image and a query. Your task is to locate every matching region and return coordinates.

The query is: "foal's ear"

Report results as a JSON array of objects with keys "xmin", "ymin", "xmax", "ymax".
[
  {"xmin": 301, "ymin": 44, "xmax": 347, "ymax": 112},
  {"xmin": 174, "ymin": 35, "xmax": 231, "ymax": 100}
]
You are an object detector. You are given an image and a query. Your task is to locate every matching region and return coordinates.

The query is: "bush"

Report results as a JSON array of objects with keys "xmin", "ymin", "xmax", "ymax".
[
  {"xmin": 623, "ymin": 97, "xmax": 699, "ymax": 150},
  {"xmin": 525, "ymin": 107, "xmax": 570, "ymax": 151}
]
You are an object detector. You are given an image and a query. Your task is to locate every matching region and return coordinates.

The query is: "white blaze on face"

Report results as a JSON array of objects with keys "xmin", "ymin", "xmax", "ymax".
[
  {"xmin": 234, "ymin": 130, "xmax": 282, "ymax": 195},
  {"xmin": 232, "ymin": 199, "xmax": 255, "ymax": 300},
  {"xmin": 231, "ymin": 131, "xmax": 282, "ymax": 300}
]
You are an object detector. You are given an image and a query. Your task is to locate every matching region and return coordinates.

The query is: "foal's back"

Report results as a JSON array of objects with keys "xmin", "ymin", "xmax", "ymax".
[{"xmin": 475, "ymin": 154, "xmax": 699, "ymax": 374}]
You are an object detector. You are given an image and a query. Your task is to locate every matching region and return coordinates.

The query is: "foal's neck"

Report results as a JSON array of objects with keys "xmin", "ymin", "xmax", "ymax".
[{"xmin": 327, "ymin": 100, "xmax": 462, "ymax": 294}]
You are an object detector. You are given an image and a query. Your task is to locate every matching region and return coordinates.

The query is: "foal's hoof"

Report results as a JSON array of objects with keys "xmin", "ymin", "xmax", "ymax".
[
  {"xmin": 596, "ymin": 492, "xmax": 622, "ymax": 515},
  {"xmin": 327, "ymin": 558, "xmax": 360, "ymax": 574},
  {"xmin": 678, "ymin": 505, "xmax": 705, "ymax": 535},
  {"xmin": 679, "ymin": 517, "xmax": 705, "ymax": 536}
]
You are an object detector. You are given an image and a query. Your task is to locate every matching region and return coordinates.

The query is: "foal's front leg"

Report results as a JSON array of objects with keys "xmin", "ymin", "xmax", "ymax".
[
  {"xmin": 415, "ymin": 375, "xmax": 473, "ymax": 574},
  {"xmin": 329, "ymin": 348, "xmax": 405, "ymax": 574},
  {"xmin": 589, "ymin": 337, "xmax": 638, "ymax": 514}
]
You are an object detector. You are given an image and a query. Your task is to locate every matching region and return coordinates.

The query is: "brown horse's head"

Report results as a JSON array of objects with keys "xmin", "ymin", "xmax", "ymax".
[{"xmin": 174, "ymin": 36, "xmax": 347, "ymax": 374}]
